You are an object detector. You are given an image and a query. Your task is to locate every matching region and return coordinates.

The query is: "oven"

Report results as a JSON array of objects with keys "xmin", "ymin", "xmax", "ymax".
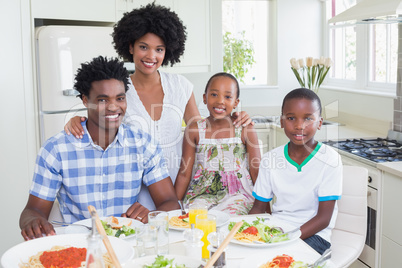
[{"xmin": 322, "ymin": 136, "xmax": 402, "ymax": 268}]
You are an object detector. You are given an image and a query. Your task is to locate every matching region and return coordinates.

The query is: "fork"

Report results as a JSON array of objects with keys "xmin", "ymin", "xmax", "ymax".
[
  {"xmin": 252, "ymin": 227, "xmax": 299, "ymax": 244},
  {"xmin": 50, "ymin": 220, "xmax": 92, "ymax": 230},
  {"xmin": 178, "ymin": 200, "xmax": 187, "ymax": 216},
  {"xmin": 306, "ymin": 248, "xmax": 332, "ymax": 267}
]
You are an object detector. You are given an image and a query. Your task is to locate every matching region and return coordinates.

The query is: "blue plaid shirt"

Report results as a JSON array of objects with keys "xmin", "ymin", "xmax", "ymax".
[{"xmin": 30, "ymin": 121, "xmax": 169, "ymax": 223}]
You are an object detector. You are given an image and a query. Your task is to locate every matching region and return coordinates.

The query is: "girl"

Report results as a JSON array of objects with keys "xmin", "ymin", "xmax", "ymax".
[{"xmin": 175, "ymin": 73, "xmax": 261, "ymax": 215}]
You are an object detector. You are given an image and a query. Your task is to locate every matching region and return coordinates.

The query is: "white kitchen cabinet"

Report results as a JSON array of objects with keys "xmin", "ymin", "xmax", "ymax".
[
  {"xmin": 380, "ymin": 171, "xmax": 402, "ymax": 266},
  {"xmin": 120, "ymin": 0, "xmax": 212, "ymax": 73},
  {"xmin": 380, "ymin": 236, "xmax": 402, "ymax": 268},
  {"xmin": 31, "ymin": 0, "xmax": 116, "ymax": 22},
  {"xmin": 171, "ymin": 0, "xmax": 210, "ymax": 70},
  {"xmin": 255, "ymin": 127, "xmax": 275, "ymax": 154},
  {"xmin": 273, "ymin": 126, "xmax": 288, "ymax": 147},
  {"xmin": 116, "ymin": 0, "xmax": 138, "ymax": 21}
]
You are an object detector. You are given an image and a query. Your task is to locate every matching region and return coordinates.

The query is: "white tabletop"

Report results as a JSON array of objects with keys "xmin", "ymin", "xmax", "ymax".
[{"xmin": 55, "ymin": 213, "xmax": 336, "ymax": 267}]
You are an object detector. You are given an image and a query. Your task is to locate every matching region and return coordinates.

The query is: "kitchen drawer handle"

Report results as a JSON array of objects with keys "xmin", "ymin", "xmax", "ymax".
[
  {"xmin": 368, "ymin": 176, "xmax": 372, "ymax": 183},
  {"xmin": 63, "ymin": 89, "xmax": 79, "ymax": 96}
]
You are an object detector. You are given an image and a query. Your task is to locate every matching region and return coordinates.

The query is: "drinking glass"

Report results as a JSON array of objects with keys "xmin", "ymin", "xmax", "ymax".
[
  {"xmin": 195, "ymin": 214, "xmax": 216, "ymax": 261},
  {"xmin": 148, "ymin": 211, "xmax": 169, "ymax": 255},
  {"xmin": 135, "ymin": 224, "xmax": 157, "ymax": 257},
  {"xmin": 189, "ymin": 201, "xmax": 208, "ymax": 225}
]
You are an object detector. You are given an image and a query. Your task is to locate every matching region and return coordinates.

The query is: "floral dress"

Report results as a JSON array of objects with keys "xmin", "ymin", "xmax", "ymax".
[{"xmin": 184, "ymin": 119, "xmax": 255, "ymax": 215}]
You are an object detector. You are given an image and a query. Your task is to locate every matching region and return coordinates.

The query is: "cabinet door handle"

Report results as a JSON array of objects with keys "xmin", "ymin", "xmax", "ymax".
[{"xmin": 63, "ymin": 89, "xmax": 79, "ymax": 96}]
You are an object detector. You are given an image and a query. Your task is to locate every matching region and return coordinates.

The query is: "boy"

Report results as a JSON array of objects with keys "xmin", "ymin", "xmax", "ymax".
[
  {"xmin": 20, "ymin": 56, "xmax": 179, "ymax": 240},
  {"xmin": 249, "ymin": 88, "xmax": 342, "ymax": 254}
]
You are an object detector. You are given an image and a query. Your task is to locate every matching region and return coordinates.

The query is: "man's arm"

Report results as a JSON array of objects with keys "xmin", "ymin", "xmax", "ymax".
[
  {"xmin": 19, "ymin": 194, "xmax": 55, "ymax": 240},
  {"xmin": 149, "ymin": 177, "xmax": 180, "ymax": 211}
]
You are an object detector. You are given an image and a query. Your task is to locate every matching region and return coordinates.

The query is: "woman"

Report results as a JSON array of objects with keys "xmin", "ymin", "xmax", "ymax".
[{"xmin": 65, "ymin": 3, "xmax": 251, "ymax": 210}]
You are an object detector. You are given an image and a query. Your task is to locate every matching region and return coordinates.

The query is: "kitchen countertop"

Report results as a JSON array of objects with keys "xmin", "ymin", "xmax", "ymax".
[{"xmin": 377, "ymin": 162, "xmax": 402, "ymax": 177}]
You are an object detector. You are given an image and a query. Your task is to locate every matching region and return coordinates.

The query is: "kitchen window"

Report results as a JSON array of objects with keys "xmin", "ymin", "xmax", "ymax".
[
  {"xmin": 326, "ymin": 0, "xmax": 397, "ymax": 95},
  {"xmin": 222, "ymin": 0, "xmax": 277, "ymax": 87}
]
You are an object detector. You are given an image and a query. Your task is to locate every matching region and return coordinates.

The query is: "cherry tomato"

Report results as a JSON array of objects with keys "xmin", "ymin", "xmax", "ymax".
[
  {"xmin": 242, "ymin": 226, "xmax": 258, "ymax": 235},
  {"xmin": 178, "ymin": 212, "xmax": 189, "ymax": 219}
]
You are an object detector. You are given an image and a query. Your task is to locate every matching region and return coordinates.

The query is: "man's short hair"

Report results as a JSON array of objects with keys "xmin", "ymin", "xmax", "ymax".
[{"xmin": 74, "ymin": 56, "xmax": 129, "ymax": 99}]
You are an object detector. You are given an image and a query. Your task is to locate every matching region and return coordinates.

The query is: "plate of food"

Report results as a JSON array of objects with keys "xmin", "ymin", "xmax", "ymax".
[
  {"xmin": 124, "ymin": 254, "xmax": 205, "ymax": 268},
  {"xmin": 239, "ymin": 247, "xmax": 332, "ymax": 268},
  {"xmin": 65, "ymin": 216, "xmax": 143, "ymax": 240},
  {"xmin": 228, "ymin": 217, "xmax": 301, "ymax": 247},
  {"xmin": 168, "ymin": 210, "xmax": 230, "ymax": 230},
  {"xmin": 1, "ymin": 233, "xmax": 134, "ymax": 268}
]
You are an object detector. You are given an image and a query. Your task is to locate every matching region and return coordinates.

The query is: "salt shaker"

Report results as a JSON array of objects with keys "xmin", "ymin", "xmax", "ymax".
[
  {"xmin": 207, "ymin": 231, "xmax": 227, "ymax": 268},
  {"xmin": 183, "ymin": 224, "xmax": 204, "ymax": 261},
  {"xmin": 85, "ymin": 212, "xmax": 105, "ymax": 268}
]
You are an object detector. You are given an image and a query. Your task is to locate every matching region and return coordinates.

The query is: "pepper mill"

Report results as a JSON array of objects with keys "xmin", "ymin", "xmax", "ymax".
[
  {"xmin": 207, "ymin": 231, "xmax": 227, "ymax": 268},
  {"xmin": 183, "ymin": 224, "xmax": 204, "ymax": 261}
]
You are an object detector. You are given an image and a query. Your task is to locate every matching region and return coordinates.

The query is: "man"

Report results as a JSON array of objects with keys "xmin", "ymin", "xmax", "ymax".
[{"xmin": 20, "ymin": 56, "xmax": 179, "ymax": 240}]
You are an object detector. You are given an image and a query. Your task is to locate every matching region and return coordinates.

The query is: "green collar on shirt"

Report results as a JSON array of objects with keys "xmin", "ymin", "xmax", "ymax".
[{"xmin": 284, "ymin": 142, "xmax": 322, "ymax": 172}]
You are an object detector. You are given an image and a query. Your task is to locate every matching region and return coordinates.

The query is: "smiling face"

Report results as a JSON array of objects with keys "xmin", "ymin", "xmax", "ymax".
[
  {"xmin": 203, "ymin": 76, "xmax": 239, "ymax": 120},
  {"xmin": 129, "ymin": 33, "xmax": 166, "ymax": 76},
  {"xmin": 82, "ymin": 79, "xmax": 127, "ymax": 136},
  {"xmin": 281, "ymin": 98, "xmax": 323, "ymax": 147}
]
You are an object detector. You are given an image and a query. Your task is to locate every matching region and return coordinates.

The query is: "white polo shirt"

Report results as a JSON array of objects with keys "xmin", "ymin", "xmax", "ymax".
[{"xmin": 252, "ymin": 142, "xmax": 343, "ymax": 242}]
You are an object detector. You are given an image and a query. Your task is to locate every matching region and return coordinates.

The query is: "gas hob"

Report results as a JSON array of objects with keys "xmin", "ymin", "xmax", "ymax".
[{"xmin": 323, "ymin": 138, "xmax": 402, "ymax": 163}]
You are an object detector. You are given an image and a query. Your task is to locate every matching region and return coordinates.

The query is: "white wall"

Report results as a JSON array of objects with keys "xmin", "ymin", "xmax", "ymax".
[
  {"xmin": 238, "ymin": 0, "xmax": 323, "ymax": 107},
  {"xmin": 0, "ymin": 0, "xmax": 38, "ymax": 256},
  {"xmin": 319, "ymin": 88, "xmax": 394, "ymax": 123}
]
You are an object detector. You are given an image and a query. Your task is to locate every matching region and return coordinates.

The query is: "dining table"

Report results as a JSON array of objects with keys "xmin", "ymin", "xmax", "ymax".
[{"xmin": 54, "ymin": 213, "xmax": 336, "ymax": 267}]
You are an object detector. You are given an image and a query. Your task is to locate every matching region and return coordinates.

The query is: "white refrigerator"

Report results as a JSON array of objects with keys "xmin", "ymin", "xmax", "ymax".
[{"xmin": 35, "ymin": 25, "xmax": 117, "ymax": 144}]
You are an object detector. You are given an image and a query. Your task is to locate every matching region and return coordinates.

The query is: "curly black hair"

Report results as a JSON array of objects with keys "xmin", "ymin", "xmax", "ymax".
[
  {"xmin": 204, "ymin": 72, "xmax": 240, "ymax": 99},
  {"xmin": 74, "ymin": 56, "xmax": 129, "ymax": 99},
  {"xmin": 112, "ymin": 2, "xmax": 187, "ymax": 67},
  {"xmin": 282, "ymin": 88, "xmax": 322, "ymax": 116}
]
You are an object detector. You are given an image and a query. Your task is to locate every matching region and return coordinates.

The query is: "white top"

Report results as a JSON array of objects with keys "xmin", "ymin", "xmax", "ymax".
[
  {"xmin": 124, "ymin": 71, "xmax": 193, "ymax": 210},
  {"xmin": 252, "ymin": 142, "xmax": 343, "ymax": 242}
]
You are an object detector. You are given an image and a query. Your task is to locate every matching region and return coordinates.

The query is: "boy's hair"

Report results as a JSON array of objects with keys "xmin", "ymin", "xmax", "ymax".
[
  {"xmin": 112, "ymin": 2, "xmax": 187, "ymax": 67},
  {"xmin": 282, "ymin": 88, "xmax": 322, "ymax": 116},
  {"xmin": 204, "ymin": 72, "xmax": 240, "ymax": 99},
  {"xmin": 74, "ymin": 56, "xmax": 129, "ymax": 99}
]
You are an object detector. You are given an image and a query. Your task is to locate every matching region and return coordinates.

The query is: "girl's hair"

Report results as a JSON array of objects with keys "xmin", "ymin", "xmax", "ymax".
[
  {"xmin": 204, "ymin": 72, "xmax": 240, "ymax": 98},
  {"xmin": 74, "ymin": 56, "xmax": 129, "ymax": 99},
  {"xmin": 112, "ymin": 2, "xmax": 187, "ymax": 67},
  {"xmin": 281, "ymin": 88, "xmax": 322, "ymax": 115}
]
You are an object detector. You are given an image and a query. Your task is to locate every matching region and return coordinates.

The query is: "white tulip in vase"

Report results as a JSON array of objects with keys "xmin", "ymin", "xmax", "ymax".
[{"xmin": 290, "ymin": 56, "xmax": 332, "ymax": 94}]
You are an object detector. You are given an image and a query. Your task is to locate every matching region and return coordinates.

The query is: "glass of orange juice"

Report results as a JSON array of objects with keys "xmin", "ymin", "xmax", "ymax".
[
  {"xmin": 189, "ymin": 201, "xmax": 208, "ymax": 225},
  {"xmin": 195, "ymin": 214, "xmax": 216, "ymax": 261}
]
